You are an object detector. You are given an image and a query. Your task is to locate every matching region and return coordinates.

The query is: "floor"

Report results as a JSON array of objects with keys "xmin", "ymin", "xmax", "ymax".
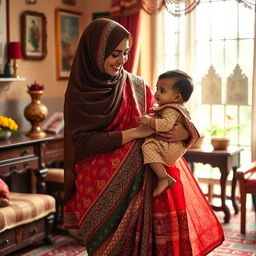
[{"xmin": 8, "ymin": 205, "xmax": 256, "ymax": 256}]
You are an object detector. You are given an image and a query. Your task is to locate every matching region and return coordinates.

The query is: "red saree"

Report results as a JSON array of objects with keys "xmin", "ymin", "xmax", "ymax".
[{"xmin": 64, "ymin": 73, "xmax": 224, "ymax": 255}]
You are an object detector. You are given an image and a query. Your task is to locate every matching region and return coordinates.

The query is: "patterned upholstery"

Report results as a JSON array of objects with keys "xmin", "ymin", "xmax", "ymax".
[{"xmin": 0, "ymin": 192, "xmax": 55, "ymax": 233}]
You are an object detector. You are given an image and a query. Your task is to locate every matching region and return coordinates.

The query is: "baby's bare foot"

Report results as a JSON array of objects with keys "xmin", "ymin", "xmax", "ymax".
[{"xmin": 153, "ymin": 175, "xmax": 176, "ymax": 197}]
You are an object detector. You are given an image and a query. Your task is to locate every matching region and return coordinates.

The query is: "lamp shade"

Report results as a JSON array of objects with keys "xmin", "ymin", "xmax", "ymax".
[{"xmin": 8, "ymin": 42, "xmax": 23, "ymax": 59}]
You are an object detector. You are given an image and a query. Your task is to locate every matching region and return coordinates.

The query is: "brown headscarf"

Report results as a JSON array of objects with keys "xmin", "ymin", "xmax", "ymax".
[{"xmin": 64, "ymin": 18, "xmax": 131, "ymax": 203}]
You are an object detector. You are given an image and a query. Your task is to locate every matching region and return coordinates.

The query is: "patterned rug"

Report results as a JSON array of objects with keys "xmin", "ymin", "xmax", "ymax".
[{"xmin": 8, "ymin": 210, "xmax": 256, "ymax": 256}]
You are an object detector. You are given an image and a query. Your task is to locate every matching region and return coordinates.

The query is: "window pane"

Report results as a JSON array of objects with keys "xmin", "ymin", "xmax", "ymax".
[
  {"xmin": 238, "ymin": 4, "xmax": 255, "ymax": 38},
  {"xmin": 239, "ymin": 106, "xmax": 251, "ymax": 146},
  {"xmin": 212, "ymin": 105, "xmax": 224, "ymax": 126},
  {"xmin": 224, "ymin": 1, "xmax": 238, "ymax": 39},
  {"xmin": 196, "ymin": 41, "xmax": 211, "ymax": 78},
  {"xmin": 195, "ymin": 105, "xmax": 210, "ymax": 132},
  {"xmin": 225, "ymin": 40, "xmax": 237, "ymax": 78},
  {"xmin": 210, "ymin": 1, "xmax": 225, "ymax": 39},
  {"xmin": 238, "ymin": 39, "xmax": 254, "ymax": 77},
  {"xmin": 196, "ymin": 2, "xmax": 211, "ymax": 40},
  {"xmin": 211, "ymin": 40, "xmax": 225, "ymax": 72}
]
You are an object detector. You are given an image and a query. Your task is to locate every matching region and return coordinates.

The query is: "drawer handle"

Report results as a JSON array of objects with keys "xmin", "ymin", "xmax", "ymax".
[
  {"xmin": 2, "ymin": 239, "xmax": 9, "ymax": 246},
  {"xmin": 10, "ymin": 166, "xmax": 17, "ymax": 172},
  {"xmin": 21, "ymin": 150, "xmax": 29, "ymax": 156},
  {"xmin": 23, "ymin": 163, "xmax": 30, "ymax": 168},
  {"xmin": 31, "ymin": 227, "xmax": 39, "ymax": 234}
]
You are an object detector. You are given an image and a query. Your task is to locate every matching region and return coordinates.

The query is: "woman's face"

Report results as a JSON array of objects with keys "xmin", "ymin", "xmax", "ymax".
[{"xmin": 104, "ymin": 38, "xmax": 130, "ymax": 77}]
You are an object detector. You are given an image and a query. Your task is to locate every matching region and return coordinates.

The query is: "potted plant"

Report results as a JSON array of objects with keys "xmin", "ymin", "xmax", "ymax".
[
  {"xmin": 0, "ymin": 115, "xmax": 19, "ymax": 139},
  {"xmin": 206, "ymin": 117, "xmax": 239, "ymax": 150}
]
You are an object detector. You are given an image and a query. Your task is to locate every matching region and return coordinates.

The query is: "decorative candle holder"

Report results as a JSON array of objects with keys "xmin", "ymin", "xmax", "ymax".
[{"xmin": 24, "ymin": 83, "xmax": 48, "ymax": 138}]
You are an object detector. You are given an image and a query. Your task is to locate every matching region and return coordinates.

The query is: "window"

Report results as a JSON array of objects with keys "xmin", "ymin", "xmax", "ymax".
[{"xmin": 159, "ymin": 0, "xmax": 255, "ymax": 164}]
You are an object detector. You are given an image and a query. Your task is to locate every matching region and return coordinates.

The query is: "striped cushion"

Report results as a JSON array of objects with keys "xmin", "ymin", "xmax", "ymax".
[{"xmin": 0, "ymin": 192, "xmax": 55, "ymax": 233}]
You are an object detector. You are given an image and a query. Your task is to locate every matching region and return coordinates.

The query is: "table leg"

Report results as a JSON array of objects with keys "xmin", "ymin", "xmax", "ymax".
[
  {"xmin": 231, "ymin": 167, "xmax": 239, "ymax": 214},
  {"xmin": 211, "ymin": 168, "xmax": 231, "ymax": 223}
]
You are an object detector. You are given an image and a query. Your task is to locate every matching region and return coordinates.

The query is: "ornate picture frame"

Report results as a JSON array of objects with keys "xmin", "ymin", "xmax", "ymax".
[
  {"xmin": 55, "ymin": 9, "xmax": 81, "ymax": 79},
  {"xmin": 21, "ymin": 11, "xmax": 47, "ymax": 60},
  {"xmin": 62, "ymin": 0, "xmax": 76, "ymax": 6}
]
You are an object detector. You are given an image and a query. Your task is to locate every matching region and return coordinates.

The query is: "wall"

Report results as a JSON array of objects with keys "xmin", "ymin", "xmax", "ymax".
[{"xmin": 0, "ymin": 0, "xmax": 112, "ymax": 132}]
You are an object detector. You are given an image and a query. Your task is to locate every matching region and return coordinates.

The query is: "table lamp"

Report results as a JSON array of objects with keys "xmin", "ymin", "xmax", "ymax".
[{"xmin": 8, "ymin": 42, "xmax": 23, "ymax": 78}]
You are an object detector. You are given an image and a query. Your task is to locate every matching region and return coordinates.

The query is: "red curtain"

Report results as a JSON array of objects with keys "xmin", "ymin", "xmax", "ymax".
[{"xmin": 113, "ymin": 12, "xmax": 141, "ymax": 72}]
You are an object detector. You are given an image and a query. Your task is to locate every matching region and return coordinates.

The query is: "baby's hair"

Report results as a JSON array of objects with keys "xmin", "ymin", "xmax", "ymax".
[{"xmin": 158, "ymin": 70, "xmax": 194, "ymax": 102}]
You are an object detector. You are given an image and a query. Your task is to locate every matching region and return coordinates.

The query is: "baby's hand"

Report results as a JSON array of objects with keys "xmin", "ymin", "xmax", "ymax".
[{"xmin": 137, "ymin": 115, "xmax": 151, "ymax": 125}]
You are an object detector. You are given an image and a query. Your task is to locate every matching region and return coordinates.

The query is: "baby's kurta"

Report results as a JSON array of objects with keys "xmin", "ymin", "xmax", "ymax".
[{"xmin": 142, "ymin": 103, "xmax": 192, "ymax": 167}]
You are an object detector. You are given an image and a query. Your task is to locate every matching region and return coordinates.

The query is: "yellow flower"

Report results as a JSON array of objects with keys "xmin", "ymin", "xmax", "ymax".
[{"xmin": 0, "ymin": 115, "xmax": 19, "ymax": 132}]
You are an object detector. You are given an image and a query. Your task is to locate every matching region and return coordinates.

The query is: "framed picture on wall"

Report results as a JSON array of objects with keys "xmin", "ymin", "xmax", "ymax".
[
  {"xmin": 0, "ymin": 0, "xmax": 7, "ymax": 75},
  {"xmin": 92, "ymin": 12, "xmax": 110, "ymax": 20},
  {"xmin": 55, "ymin": 9, "xmax": 81, "ymax": 79},
  {"xmin": 21, "ymin": 11, "xmax": 47, "ymax": 60},
  {"xmin": 62, "ymin": 0, "xmax": 76, "ymax": 6}
]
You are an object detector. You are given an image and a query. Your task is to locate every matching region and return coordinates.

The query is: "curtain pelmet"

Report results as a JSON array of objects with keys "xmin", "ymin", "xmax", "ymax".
[{"xmin": 164, "ymin": 0, "xmax": 200, "ymax": 17}]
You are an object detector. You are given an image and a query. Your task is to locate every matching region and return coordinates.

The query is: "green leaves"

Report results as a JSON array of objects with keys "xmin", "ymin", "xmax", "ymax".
[{"xmin": 206, "ymin": 124, "xmax": 240, "ymax": 138}]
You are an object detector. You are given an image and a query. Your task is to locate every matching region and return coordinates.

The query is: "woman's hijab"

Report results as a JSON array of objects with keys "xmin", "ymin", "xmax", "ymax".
[{"xmin": 64, "ymin": 18, "xmax": 131, "ymax": 203}]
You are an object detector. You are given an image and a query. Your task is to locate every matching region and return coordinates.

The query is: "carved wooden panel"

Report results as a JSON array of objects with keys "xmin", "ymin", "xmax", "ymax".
[
  {"xmin": 201, "ymin": 65, "xmax": 222, "ymax": 104},
  {"xmin": 226, "ymin": 64, "xmax": 248, "ymax": 105}
]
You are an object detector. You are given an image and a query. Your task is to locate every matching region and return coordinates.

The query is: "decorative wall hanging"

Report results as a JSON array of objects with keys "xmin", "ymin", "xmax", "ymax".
[
  {"xmin": 226, "ymin": 64, "xmax": 248, "ymax": 105},
  {"xmin": 55, "ymin": 9, "xmax": 81, "ymax": 79},
  {"xmin": 201, "ymin": 65, "xmax": 222, "ymax": 104},
  {"xmin": 21, "ymin": 11, "xmax": 47, "ymax": 60}
]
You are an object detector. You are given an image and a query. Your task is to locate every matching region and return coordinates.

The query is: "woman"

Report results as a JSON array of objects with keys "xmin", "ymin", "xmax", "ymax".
[{"xmin": 64, "ymin": 18, "xmax": 224, "ymax": 255}]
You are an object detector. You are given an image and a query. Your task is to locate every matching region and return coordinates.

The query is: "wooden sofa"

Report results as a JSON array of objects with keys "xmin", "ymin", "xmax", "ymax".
[
  {"xmin": 0, "ymin": 192, "xmax": 55, "ymax": 255},
  {"xmin": 0, "ymin": 152, "xmax": 56, "ymax": 255}
]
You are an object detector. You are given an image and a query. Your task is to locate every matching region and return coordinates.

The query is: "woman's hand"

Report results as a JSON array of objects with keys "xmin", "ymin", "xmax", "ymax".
[
  {"xmin": 135, "ymin": 124, "xmax": 155, "ymax": 138},
  {"xmin": 155, "ymin": 120, "xmax": 189, "ymax": 142},
  {"xmin": 121, "ymin": 124, "xmax": 154, "ymax": 145}
]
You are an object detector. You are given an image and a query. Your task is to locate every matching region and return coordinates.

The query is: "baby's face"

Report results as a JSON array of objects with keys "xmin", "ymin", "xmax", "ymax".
[{"xmin": 154, "ymin": 78, "xmax": 181, "ymax": 106}]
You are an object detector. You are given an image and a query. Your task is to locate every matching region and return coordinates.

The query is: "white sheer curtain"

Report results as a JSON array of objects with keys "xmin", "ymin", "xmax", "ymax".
[{"xmin": 153, "ymin": 3, "xmax": 255, "ymax": 163}]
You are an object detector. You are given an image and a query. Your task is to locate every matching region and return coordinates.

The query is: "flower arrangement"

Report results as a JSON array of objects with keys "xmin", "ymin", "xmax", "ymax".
[
  {"xmin": 206, "ymin": 115, "xmax": 240, "ymax": 138},
  {"xmin": 0, "ymin": 115, "xmax": 18, "ymax": 133},
  {"xmin": 27, "ymin": 81, "xmax": 45, "ymax": 91}
]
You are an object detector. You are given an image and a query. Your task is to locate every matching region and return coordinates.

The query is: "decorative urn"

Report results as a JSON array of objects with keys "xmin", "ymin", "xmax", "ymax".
[{"xmin": 24, "ymin": 81, "xmax": 48, "ymax": 138}]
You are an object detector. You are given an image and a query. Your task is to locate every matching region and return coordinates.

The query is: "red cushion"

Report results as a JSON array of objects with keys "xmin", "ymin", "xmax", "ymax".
[
  {"xmin": 245, "ymin": 172, "xmax": 256, "ymax": 188},
  {"xmin": 0, "ymin": 178, "xmax": 10, "ymax": 207}
]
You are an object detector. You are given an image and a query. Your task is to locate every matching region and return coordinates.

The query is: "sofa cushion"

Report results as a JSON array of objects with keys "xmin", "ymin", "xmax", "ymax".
[
  {"xmin": 0, "ymin": 178, "xmax": 10, "ymax": 207},
  {"xmin": 0, "ymin": 192, "xmax": 55, "ymax": 232}
]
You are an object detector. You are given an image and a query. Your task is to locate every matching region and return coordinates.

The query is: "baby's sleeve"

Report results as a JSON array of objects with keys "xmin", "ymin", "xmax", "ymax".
[{"xmin": 155, "ymin": 108, "xmax": 180, "ymax": 132}]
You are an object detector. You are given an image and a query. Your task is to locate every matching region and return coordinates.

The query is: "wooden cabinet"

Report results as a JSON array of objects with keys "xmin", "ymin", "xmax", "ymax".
[
  {"xmin": 0, "ymin": 215, "xmax": 54, "ymax": 255},
  {"xmin": 0, "ymin": 133, "xmax": 62, "ymax": 255},
  {"xmin": 0, "ymin": 133, "xmax": 64, "ymax": 193}
]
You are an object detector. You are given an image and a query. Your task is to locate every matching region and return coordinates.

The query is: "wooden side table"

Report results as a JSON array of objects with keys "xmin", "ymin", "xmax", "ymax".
[{"xmin": 184, "ymin": 146, "xmax": 243, "ymax": 223}]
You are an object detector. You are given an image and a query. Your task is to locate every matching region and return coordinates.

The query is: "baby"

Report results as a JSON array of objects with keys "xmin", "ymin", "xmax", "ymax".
[{"xmin": 138, "ymin": 70, "xmax": 199, "ymax": 197}]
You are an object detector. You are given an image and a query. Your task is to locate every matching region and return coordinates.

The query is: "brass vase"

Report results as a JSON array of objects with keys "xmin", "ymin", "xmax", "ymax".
[{"xmin": 24, "ymin": 90, "xmax": 48, "ymax": 138}]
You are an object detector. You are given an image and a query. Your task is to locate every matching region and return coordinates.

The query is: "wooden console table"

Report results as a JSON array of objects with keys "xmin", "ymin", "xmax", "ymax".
[
  {"xmin": 184, "ymin": 146, "xmax": 243, "ymax": 223},
  {"xmin": 0, "ymin": 133, "xmax": 64, "ymax": 194}
]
